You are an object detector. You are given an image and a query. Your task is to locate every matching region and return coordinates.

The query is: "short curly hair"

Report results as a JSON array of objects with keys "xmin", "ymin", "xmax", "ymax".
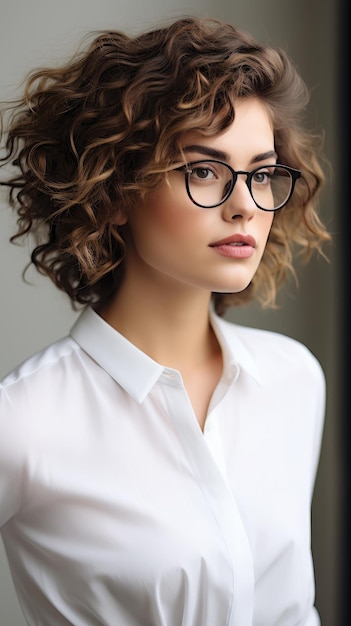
[{"xmin": 0, "ymin": 16, "xmax": 331, "ymax": 315}]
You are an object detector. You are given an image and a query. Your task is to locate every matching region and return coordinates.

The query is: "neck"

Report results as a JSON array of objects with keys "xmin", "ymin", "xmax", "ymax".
[{"xmin": 99, "ymin": 272, "xmax": 217, "ymax": 371}]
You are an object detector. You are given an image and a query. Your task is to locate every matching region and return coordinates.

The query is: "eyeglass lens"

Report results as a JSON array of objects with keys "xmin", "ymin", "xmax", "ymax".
[{"xmin": 185, "ymin": 161, "xmax": 294, "ymax": 210}]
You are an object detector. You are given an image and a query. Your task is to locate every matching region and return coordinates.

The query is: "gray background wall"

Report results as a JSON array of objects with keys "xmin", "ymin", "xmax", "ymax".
[{"xmin": 0, "ymin": 1, "xmax": 340, "ymax": 624}]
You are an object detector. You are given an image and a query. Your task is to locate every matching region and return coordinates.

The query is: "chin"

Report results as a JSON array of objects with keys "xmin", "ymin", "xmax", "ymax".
[{"xmin": 210, "ymin": 279, "xmax": 253, "ymax": 295}]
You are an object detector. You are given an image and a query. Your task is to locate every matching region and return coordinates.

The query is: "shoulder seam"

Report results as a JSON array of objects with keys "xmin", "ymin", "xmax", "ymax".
[{"xmin": 0, "ymin": 339, "xmax": 81, "ymax": 391}]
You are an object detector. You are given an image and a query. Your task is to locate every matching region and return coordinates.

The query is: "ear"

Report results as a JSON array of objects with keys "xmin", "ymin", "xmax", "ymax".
[{"xmin": 112, "ymin": 207, "xmax": 128, "ymax": 226}]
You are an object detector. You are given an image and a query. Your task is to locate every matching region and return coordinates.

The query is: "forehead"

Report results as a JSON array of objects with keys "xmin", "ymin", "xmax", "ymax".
[{"xmin": 178, "ymin": 98, "xmax": 275, "ymax": 164}]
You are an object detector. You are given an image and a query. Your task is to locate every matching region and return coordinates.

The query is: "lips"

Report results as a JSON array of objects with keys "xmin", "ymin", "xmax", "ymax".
[
  {"xmin": 209, "ymin": 233, "xmax": 256, "ymax": 248},
  {"xmin": 209, "ymin": 233, "xmax": 256, "ymax": 260}
]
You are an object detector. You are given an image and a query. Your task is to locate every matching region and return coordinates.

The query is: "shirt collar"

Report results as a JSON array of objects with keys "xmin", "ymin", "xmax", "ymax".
[
  {"xmin": 209, "ymin": 309, "xmax": 262, "ymax": 386},
  {"xmin": 70, "ymin": 306, "xmax": 262, "ymax": 403},
  {"xmin": 70, "ymin": 307, "xmax": 164, "ymax": 403}
]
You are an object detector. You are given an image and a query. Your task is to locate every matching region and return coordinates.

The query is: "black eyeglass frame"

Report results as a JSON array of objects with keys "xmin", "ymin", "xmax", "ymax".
[{"xmin": 176, "ymin": 160, "xmax": 301, "ymax": 211}]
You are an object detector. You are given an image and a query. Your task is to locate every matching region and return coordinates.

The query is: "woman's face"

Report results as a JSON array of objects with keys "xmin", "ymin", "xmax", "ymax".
[{"xmin": 122, "ymin": 98, "xmax": 275, "ymax": 296}]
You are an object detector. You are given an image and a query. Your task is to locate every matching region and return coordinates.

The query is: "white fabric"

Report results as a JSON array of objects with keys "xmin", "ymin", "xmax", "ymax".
[{"xmin": 0, "ymin": 307, "xmax": 325, "ymax": 626}]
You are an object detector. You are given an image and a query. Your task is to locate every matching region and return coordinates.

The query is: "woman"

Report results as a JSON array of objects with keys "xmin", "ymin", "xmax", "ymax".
[{"xmin": 0, "ymin": 16, "xmax": 331, "ymax": 626}]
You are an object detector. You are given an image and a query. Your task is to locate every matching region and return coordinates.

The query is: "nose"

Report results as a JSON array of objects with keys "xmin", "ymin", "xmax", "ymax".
[{"xmin": 221, "ymin": 175, "xmax": 257, "ymax": 221}]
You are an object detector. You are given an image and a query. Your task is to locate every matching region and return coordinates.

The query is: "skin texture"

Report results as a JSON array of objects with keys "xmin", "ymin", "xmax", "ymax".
[{"xmin": 101, "ymin": 98, "xmax": 275, "ymax": 428}]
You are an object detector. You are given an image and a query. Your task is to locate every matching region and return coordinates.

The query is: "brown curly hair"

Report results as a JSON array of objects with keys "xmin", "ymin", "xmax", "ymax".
[{"xmin": 0, "ymin": 16, "xmax": 331, "ymax": 315}]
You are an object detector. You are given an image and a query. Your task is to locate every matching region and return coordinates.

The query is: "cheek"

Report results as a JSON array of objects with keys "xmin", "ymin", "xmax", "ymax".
[
  {"xmin": 261, "ymin": 212, "xmax": 275, "ymax": 241},
  {"xmin": 133, "ymin": 196, "xmax": 205, "ymax": 242}
]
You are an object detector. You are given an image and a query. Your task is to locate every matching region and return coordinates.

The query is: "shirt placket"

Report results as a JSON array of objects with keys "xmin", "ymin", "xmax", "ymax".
[{"xmin": 159, "ymin": 368, "xmax": 254, "ymax": 626}]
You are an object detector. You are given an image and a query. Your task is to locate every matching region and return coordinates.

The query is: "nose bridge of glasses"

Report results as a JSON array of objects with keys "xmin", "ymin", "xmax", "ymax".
[
  {"xmin": 233, "ymin": 170, "xmax": 251, "ymax": 188},
  {"xmin": 229, "ymin": 169, "xmax": 253, "ymax": 198},
  {"xmin": 220, "ymin": 168, "xmax": 257, "ymax": 210}
]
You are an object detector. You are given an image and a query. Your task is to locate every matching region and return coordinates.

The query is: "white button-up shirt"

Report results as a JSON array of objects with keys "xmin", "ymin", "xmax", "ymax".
[{"xmin": 0, "ymin": 307, "xmax": 325, "ymax": 626}]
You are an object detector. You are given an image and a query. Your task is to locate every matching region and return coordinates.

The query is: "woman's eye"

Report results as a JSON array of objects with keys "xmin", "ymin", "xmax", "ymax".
[
  {"xmin": 253, "ymin": 171, "xmax": 271, "ymax": 184},
  {"xmin": 191, "ymin": 167, "xmax": 215, "ymax": 181}
]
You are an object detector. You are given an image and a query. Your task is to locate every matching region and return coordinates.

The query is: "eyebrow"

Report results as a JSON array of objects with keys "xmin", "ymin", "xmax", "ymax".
[{"xmin": 182, "ymin": 144, "xmax": 278, "ymax": 164}]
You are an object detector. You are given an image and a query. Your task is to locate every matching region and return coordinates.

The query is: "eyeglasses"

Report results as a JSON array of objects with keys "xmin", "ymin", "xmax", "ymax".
[{"xmin": 176, "ymin": 160, "xmax": 301, "ymax": 211}]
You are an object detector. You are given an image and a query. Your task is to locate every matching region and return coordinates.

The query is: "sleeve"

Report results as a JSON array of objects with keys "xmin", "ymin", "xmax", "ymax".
[
  {"xmin": 307, "ymin": 605, "xmax": 321, "ymax": 626},
  {"xmin": 0, "ymin": 383, "xmax": 26, "ymax": 528},
  {"xmin": 307, "ymin": 353, "xmax": 327, "ymax": 499}
]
